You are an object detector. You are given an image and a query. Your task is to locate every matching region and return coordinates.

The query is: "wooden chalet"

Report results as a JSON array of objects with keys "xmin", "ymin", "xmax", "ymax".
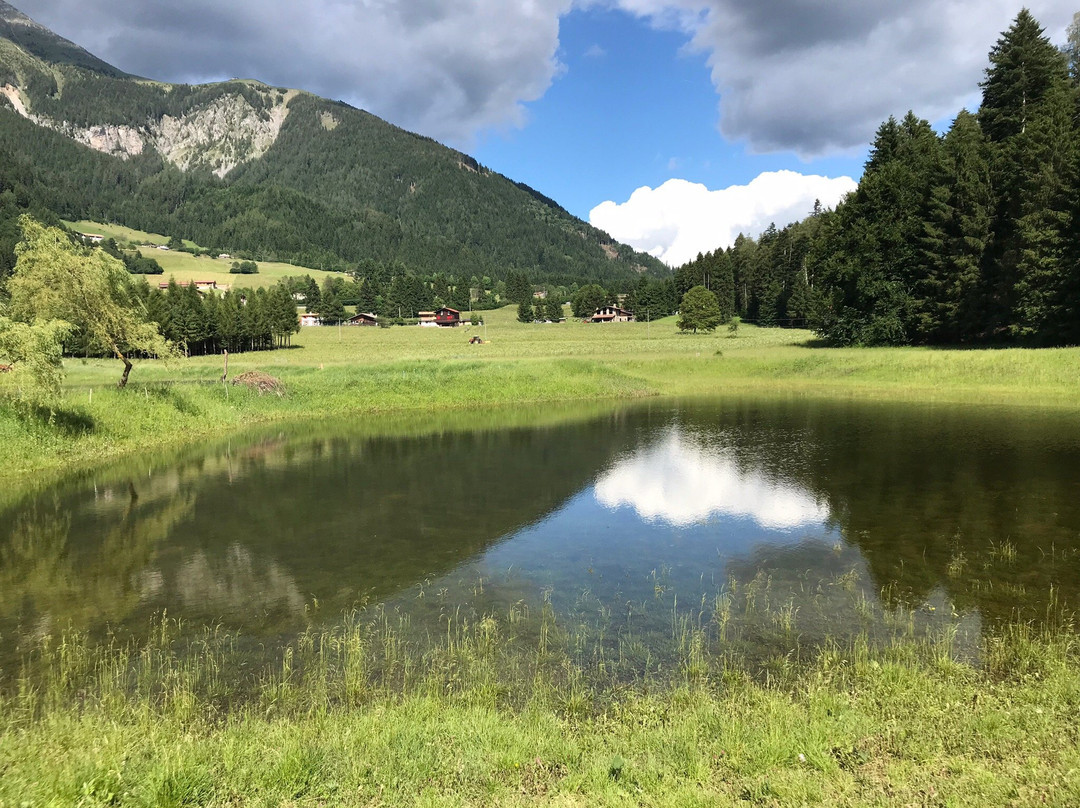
[
  {"xmin": 347, "ymin": 312, "xmax": 379, "ymax": 326},
  {"xmin": 299, "ymin": 311, "xmax": 322, "ymax": 327},
  {"xmin": 418, "ymin": 311, "xmax": 438, "ymax": 327},
  {"xmin": 157, "ymin": 280, "xmax": 225, "ymax": 293},
  {"xmin": 590, "ymin": 305, "xmax": 634, "ymax": 323},
  {"xmin": 434, "ymin": 307, "xmax": 461, "ymax": 327}
]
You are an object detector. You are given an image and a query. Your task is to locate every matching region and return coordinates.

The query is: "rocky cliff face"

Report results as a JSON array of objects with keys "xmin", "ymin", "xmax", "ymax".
[{"xmin": 2, "ymin": 79, "xmax": 292, "ymax": 176}]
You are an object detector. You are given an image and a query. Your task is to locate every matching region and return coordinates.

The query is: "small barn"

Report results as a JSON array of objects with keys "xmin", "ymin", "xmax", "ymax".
[
  {"xmin": 435, "ymin": 307, "xmax": 462, "ymax": 327},
  {"xmin": 347, "ymin": 312, "xmax": 379, "ymax": 326},
  {"xmin": 418, "ymin": 311, "xmax": 438, "ymax": 327},
  {"xmin": 591, "ymin": 305, "xmax": 634, "ymax": 323}
]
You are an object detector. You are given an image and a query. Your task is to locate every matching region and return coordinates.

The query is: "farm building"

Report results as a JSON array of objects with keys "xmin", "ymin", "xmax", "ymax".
[
  {"xmin": 157, "ymin": 280, "xmax": 225, "ymax": 293},
  {"xmin": 347, "ymin": 312, "xmax": 379, "ymax": 326},
  {"xmin": 435, "ymin": 307, "xmax": 462, "ymax": 327},
  {"xmin": 418, "ymin": 311, "xmax": 438, "ymax": 327},
  {"xmin": 299, "ymin": 311, "xmax": 323, "ymax": 327},
  {"xmin": 591, "ymin": 305, "xmax": 634, "ymax": 323}
]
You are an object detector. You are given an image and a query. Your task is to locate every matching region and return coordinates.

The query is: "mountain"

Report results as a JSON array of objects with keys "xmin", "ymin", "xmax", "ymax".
[{"xmin": 0, "ymin": 2, "xmax": 667, "ymax": 287}]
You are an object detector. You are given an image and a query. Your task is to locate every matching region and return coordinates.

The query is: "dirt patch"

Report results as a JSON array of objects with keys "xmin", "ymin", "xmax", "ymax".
[{"xmin": 230, "ymin": 370, "xmax": 286, "ymax": 397}]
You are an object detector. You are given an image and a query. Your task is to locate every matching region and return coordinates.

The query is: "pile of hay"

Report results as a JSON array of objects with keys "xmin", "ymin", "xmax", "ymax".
[{"xmin": 230, "ymin": 370, "xmax": 286, "ymax": 397}]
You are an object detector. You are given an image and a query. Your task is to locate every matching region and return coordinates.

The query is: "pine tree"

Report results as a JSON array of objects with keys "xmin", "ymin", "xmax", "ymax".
[
  {"xmin": 978, "ymin": 10, "xmax": 1072, "ymax": 337},
  {"xmin": 517, "ymin": 299, "xmax": 534, "ymax": 323},
  {"xmin": 816, "ymin": 112, "xmax": 941, "ymax": 344},
  {"xmin": 917, "ymin": 110, "xmax": 992, "ymax": 342}
]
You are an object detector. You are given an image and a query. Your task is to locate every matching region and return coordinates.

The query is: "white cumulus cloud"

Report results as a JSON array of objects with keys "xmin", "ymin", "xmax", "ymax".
[
  {"xmin": 594, "ymin": 427, "xmax": 829, "ymax": 530},
  {"xmin": 589, "ymin": 170, "xmax": 856, "ymax": 266}
]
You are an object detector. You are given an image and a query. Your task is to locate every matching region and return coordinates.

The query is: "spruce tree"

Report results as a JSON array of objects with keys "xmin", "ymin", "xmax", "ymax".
[
  {"xmin": 978, "ymin": 10, "xmax": 1073, "ymax": 338},
  {"xmin": 1010, "ymin": 81, "xmax": 1077, "ymax": 341},
  {"xmin": 979, "ymin": 10, "xmax": 1069, "ymax": 142},
  {"xmin": 711, "ymin": 248, "xmax": 736, "ymax": 323},
  {"xmin": 917, "ymin": 110, "xmax": 992, "ymax": 343},
  {"xmin": 517, "ymin": 299, "xmax": 534, "ymax": 323},
  {"xmin": 816, "ymin": 112, "xmax": 940, "ymax": 345}
]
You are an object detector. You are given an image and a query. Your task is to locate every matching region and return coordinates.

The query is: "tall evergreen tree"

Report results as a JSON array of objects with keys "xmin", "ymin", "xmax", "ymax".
[
  {"xmin": 978, "ymin": 10, "xmax": 1073, "ymax": 337},
  {"xmin": 816, "ymin": 113, "xmax": 941, "ymax": 344},
  {"xmin": 916, "ymin": 110, "xmax": 993, "ymax": 342}
]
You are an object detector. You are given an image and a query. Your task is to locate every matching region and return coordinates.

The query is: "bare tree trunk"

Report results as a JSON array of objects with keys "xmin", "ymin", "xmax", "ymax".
[
  {"xmin": 221, "ymin": 349, "xmax": 229, "ymax": 383},
  {"xmin": 118, "ymin": 357, "xmax": 132, "ymax": 388}
]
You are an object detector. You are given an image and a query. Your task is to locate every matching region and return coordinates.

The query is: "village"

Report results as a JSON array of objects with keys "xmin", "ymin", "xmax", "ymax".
[{"xmin": 298, "ymin": 303, "xmax": 636, "ymax": 328}]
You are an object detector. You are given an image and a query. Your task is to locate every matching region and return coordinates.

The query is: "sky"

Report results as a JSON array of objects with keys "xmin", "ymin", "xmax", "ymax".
[{"xmin": 12, "ymin": 0, "xmax": 1077, "ymax": 266}]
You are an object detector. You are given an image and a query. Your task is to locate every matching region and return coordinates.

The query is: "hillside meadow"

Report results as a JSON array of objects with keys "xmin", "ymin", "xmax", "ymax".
[
  {"xmin": 4, "ymin": 305, "xmax": 1080, "ymax": 490},
  {"xmin": 63, "ymin": 220, "xmax": 342, "ymax": 289}
]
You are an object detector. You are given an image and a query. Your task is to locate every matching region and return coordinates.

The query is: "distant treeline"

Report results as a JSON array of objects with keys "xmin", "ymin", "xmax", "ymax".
[{"xmin": 678, "ymin": 10, "xmax": 1080, "ymax": 346}]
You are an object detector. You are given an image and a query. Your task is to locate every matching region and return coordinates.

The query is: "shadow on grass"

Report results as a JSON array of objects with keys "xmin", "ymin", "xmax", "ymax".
[
  {"xmin": 140, "ymin": 383, "xmax": 203, "ymax": 416},
  {"xmin": 15, "ymin": 402, "xmax": 96, "ymax": 436}
]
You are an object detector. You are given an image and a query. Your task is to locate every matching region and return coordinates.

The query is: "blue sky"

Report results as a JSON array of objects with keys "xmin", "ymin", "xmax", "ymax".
[
  {"xmin": 472, "ymin": 6, "xmax": 864, "ymax": 221},
  {"xmin": 14, "ymin": 0, "xmax": 1076, "ymax": 265}
]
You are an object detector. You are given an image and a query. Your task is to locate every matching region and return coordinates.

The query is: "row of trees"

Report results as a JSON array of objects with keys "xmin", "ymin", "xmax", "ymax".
[
  {"xmin": 0, "ymin": 215, "xmax": 303, "ymax": 399},
  {"xmin": 683, "ymin": 11, "xmax": 1080, "ymax": 346},
  {"xmin": 141, "ymin": 279, "xmax": 299, "ymax": 356},
  {"xmin": 517, "ymin": 297, "xmax": 565, "ymax": 323}
]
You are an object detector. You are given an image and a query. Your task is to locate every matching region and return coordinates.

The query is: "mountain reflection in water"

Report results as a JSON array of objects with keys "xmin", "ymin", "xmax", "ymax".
[{"xmin": 2, "ymin": 397, "xmax": 1080, "ymax": 672}]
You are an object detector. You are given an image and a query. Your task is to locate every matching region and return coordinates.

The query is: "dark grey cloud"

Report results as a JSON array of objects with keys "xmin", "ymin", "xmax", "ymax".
[
  {"xmin": 614, "ymin": 0, "xmax": 1076, "ymax": 155},
  {"xmin": 11, "ymin": 0, "xmax": 1076, "ymax": 156},
  {"xmin": 13, "ymin": 0, "xmax": 571, "ymax": 144}
]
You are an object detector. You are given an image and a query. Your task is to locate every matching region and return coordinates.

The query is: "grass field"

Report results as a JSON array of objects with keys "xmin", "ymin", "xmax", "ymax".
[
  {"xmin": 64, "ymin": 220, "xmax": 342, "ymax": 289},
  {"xmin": 4, "ymin": 304, "xmax": 1080, "ymax": 490}
]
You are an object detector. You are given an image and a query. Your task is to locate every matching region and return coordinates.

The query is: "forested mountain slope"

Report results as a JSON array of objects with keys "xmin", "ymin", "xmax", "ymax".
[{"xmin": 0, "ymin": 1, "xmax": 666, "ymax": 287}]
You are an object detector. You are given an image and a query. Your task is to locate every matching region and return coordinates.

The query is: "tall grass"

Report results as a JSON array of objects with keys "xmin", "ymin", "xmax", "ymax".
[{"xmin": 2, "ymin": 588, "xmax": 1078, "ymax": 806}]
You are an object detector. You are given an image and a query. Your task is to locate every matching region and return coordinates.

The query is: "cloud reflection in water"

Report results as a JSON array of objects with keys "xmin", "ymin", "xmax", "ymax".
[{"xmin": 594, "ymin": 427, "xmax": 829, "ymax": 530}]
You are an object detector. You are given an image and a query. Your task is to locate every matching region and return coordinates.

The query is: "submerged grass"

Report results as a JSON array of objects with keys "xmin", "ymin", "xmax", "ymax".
[{"xmin": 2, "ymin": 595, "xmax": 1079, "ymax": 806}]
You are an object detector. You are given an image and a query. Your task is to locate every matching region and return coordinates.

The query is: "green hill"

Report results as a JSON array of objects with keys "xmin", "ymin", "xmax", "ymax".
[{"xmin": 0, "ymin": 2, "xmax": 667, "ymax": 289}]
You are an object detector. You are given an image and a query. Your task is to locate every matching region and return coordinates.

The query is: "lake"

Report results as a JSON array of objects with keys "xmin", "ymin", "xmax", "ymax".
[{"xmin": 3, "ymin": 397, "xmax": 1079, "ymax": 676}]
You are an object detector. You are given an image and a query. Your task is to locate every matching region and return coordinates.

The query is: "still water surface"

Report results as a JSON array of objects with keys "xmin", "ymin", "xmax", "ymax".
[{"xmin": 3, "ymin": 397, "xmax": 1080, "ymax": 671}]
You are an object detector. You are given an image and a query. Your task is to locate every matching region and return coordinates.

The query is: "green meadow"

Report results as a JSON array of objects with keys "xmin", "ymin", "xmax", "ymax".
[
  {"xmin": 63, "ymin": 220, "xmax": 342, "ymax": 289},
  {"xmin": 4, "ymin": 303, "xmax": 1080, "ymax": 488}
]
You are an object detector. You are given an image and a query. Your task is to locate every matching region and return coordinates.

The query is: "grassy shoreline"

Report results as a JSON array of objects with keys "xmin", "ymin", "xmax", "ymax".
[
  {"xmin": 4, "ymin": 307, "xmax": 1080, "ymax": 490},
  {"xmin": 2, "ymin": 605, "xmax": 1078, "ymax": 806}
]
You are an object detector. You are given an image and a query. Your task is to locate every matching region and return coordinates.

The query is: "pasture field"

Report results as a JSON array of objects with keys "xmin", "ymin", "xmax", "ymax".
[
  {"xmin": 63, "ymin": 220, "xmax": 342, "ymax": 289},
  {"xmin": 4, "ymin": 305, "xmax": 1080, "ymax": 487}
]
